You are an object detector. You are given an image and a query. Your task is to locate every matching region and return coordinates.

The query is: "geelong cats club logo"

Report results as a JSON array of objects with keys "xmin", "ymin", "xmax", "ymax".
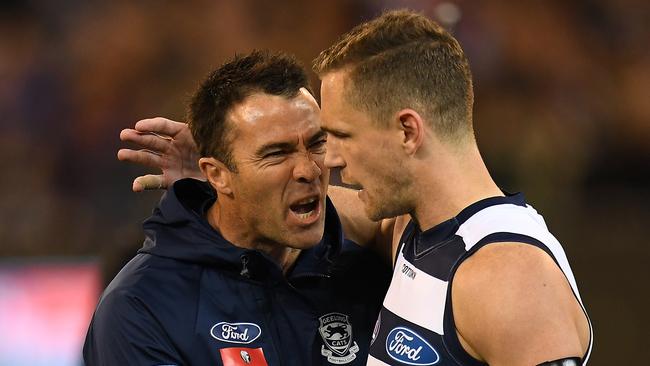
[{"xmin": 318, "ymin": 312, "xmax": 359, "ymax": 364}]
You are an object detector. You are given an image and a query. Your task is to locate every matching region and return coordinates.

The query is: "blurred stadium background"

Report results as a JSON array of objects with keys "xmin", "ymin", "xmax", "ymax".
[{"xmin": 0, "ymin": 0, "xmax": 648, "ymax": 364}]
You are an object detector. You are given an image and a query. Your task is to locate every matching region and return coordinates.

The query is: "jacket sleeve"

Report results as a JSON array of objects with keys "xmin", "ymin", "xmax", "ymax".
[{"xmin": 83, "ymin": 289, "xmax": 183, "ymax": 366}]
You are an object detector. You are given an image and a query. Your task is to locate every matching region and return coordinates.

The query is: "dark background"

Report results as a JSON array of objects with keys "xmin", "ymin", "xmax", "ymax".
[{"xmin": 1, "ymin": 0, "xmax": 648, "ymax": 364}]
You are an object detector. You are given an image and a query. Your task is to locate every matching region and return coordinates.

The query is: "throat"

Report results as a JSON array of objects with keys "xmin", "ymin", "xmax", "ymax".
[
  {"xmin": 256, "ymin": 244, "xmax": 301, "ymax": 275},
  {"xmin": 278, "ymin": 247, "xmax": 301, "ymax": 275},
  {"xmin": 206, "ymin": 202, "xmax": 301, "ymax": 274}
]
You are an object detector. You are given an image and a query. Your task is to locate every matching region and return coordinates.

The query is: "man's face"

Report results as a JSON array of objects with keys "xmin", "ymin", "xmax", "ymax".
[
  {"xmin": 320, "ymin": 71, "xmax": 412, "ymax": 221},
  {"xmin": 227, "ymin": 88, "xmax": 329, "ymax": 249}
]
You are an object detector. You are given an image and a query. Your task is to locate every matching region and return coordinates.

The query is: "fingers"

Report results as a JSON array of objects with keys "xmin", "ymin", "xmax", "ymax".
[
  {"xmin": 132, "ymin": 174, "xmax": 165, "ymax": 192},
  {"xmin": 117, "ymin": 148, "xmax": 164, "ymax": 169},
  {"xmin": 134, "ymin": 117, "xmax": 187, "ymax": 137},
  {"xmin": 120, "ymin": 129, "xmax": 171, "ymax": 153}
]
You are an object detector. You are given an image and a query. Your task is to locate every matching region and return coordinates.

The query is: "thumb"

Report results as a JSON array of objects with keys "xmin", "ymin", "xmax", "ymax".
[{"xmin": 132, "ymin": 174, "xmax": 165, "ymax": 192}]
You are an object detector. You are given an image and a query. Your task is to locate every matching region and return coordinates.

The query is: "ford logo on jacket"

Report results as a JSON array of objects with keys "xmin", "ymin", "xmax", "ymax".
[
  {"xmin": 386, "ymin": 327, "xmax": 439, "ymax": 365},
  {"xmin": 211, "ymin": 322, "xmax": 262, "ymax": 344},
  {"xmin": 82, "ymin": 179, "xmax": 391, "ymax": 366}
]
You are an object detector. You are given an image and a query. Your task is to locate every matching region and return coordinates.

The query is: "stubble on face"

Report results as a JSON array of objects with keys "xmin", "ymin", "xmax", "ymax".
[
  {"xmin": 361, "ymin": 165, "xmax": 415, "ymax": 222},
  {"xmin": 321, "ymin": 71, "xmax": 416, "ymax": 222},
  {"xmin": 220, "ymin": 90, "xmax": 329, "ymax": 251}
]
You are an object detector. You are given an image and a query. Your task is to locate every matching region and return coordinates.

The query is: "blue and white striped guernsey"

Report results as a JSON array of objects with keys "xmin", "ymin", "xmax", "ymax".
[{"xmin": 367, "ymin": 193, "xmax": 592, "ymax": 365}]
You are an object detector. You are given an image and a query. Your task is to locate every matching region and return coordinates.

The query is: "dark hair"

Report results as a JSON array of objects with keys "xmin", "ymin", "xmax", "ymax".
[
  {"xmin": 313, "ymin": 9, "xmax": 474, "ymax": 143},
  {"xmin": 189, "ymin": 50, "xmax": 311, "ymax": 170}
]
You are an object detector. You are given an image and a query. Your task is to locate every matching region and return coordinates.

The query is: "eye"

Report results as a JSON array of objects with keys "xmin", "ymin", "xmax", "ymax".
[
  {"xmin": 327, "ymin": 130, "xmax": 349, "ymax": 139},
  {"xmin": 263, "ymin": 150, "xmax": 287, "ymax": 159},
  {"xmin": 310, "ymin": 138, "xmax": 327, "ymax": 152}
]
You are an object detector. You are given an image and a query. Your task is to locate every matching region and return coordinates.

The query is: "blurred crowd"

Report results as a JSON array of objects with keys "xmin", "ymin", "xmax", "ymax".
[
  {"xmin": 1, "ymin": 0, "xmax": 648, "ymax": 256},
  {"xmin": 0, "ymin": 0, "xmax": 648, "ymax": 362},
  {"xmin": 0, "ymin": 0, "xmax": 365, "ymax": 258}
]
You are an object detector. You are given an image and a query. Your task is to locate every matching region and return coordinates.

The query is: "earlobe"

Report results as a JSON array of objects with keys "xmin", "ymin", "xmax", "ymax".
[
  {"xmin": 199, "ymin": 157, "xmax": 233, "ymax": 195},
  {"xmin": 397, "ymin": 109, "xmax": 425, "ymax": 155}
]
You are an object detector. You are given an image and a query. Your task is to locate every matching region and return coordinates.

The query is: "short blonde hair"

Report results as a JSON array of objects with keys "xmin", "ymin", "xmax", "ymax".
[{"xmin": 314, "ymin": 9, "xmax": 474, "ymax": 143}]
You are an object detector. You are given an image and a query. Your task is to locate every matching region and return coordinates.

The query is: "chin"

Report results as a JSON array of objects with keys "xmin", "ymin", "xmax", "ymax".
[
  {"xmin": 288, "ymin": 224, "xmax": 325, "ymax": 249},
  {"xmin": 365, "ymin": 198, "xmax": 405, "ymax": 222},
  {"xmin": 362, "ymin": 195, "xmax": 386, "ymax": 221},
  {"xmin": 365, "ymin": 207, "xmax": 386, "ymax": 222},
  {"xmin": 288, "ymin": 236, "xmax": 322, "ymax": 250}
]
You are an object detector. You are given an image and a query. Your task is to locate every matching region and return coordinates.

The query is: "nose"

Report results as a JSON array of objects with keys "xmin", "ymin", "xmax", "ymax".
[
  {"xmin": 293, "ymin": 153, "xmax": 322, "ymax": 183},
  {"xmin": 324, "ymin": 138, "xmax": 345, "ymax": 169}
]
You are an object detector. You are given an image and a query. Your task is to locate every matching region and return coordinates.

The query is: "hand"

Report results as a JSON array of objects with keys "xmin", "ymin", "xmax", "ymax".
[{"xmin": 118, "ymin": 117, "xmax": 204, "ymax": 192}]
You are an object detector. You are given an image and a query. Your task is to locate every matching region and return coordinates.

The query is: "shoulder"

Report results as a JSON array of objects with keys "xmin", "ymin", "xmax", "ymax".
[
  {"xmin": 105, "ymin": 253, "xmax": 199, "ymax": 295},
  {"xmin": 452, "ymin": 242, "xmax": 589, "ymax": 365},
  {"xmin": 85, "ymin": 254, "xmax": 201, "ymax": 364},
  {"xmin": 94, "ymin": 253, "xmax": 204, "ymax": 329}
]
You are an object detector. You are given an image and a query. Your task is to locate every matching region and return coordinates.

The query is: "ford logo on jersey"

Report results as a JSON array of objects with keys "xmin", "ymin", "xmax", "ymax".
[
  {"xmin": 210, "ymin": 322, "xmax": 261, "ymax": 344},
  {"xmin": 385, "ymin": 327, "xmax": 439, "ymax": 365}
]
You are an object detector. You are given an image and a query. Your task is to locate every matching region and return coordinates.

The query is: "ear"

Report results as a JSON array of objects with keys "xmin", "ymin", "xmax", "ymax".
[
  {"xmin": 396, "ymin": 108, "xmax": 425, "ymax": 155},
  {"xmin": 199, "ymin": 157, "xmax": 234, "ymax": 196}
]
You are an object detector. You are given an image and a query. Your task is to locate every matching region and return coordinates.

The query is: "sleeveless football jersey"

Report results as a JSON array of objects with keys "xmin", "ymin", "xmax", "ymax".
[{"xmin": 367, "ymin": 193, "xmax": 592, "ymax": 365}]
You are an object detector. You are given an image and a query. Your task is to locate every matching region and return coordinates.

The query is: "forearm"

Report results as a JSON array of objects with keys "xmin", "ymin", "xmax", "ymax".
[{"xmin": 328, "ymin": 185, "xmax": 400, "ymax": 263}]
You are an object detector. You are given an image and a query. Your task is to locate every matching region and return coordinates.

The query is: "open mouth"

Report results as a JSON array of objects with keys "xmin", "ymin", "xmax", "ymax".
[{"xmin": 289, "ymin": 196, "xmax": 320, "ymax": 221}]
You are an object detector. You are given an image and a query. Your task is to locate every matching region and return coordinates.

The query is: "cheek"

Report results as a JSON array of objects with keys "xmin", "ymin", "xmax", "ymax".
[
  {"xmin": 341, "ymin": 142, "xmax": 363, "ymax": 165},
  {"xmin": 235, "ymin": 169, "xmax": 287, "ymax": 202},
  {"xmin": 318, "ymin": 160, "xmax": 330, "ymax": 185}
]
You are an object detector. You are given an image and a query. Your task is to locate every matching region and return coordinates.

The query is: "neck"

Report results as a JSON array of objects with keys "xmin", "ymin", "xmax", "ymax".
[
  {"xmin": 206, "ymin": 201, "xmax": 300, "ymax": 274},
  {"xmin": 410, "ymin": 143, "xmax": 503, "ymax": 231}
]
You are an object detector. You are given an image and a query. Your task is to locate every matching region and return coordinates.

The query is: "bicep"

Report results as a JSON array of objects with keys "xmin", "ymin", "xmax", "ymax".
[
  {"xmin": 84, "ymin": 292, "xmax": 183, "ymax": 366},
  {"xmin": 452, "ymin": 243, "xmax": 589, "ymax": 366}
]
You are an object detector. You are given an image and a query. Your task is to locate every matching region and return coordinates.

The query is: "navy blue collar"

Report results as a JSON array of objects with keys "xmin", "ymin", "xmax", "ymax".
[
  {"xmin": 142, "ymin": 178, "xmax": 342, "ymax": 282},
  {"xmin": 416, "ymin": 192, "xmax": 526, "ymax": 245}
]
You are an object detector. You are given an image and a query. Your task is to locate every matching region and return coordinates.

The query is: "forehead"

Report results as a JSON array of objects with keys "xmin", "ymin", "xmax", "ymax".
[
  {"xmin": 319, "ymin": 72, "xmax": 345, "ymax": 112},
  {"xmin": 228, "ymin": 89, "xmax": 322, "ymax": 147},
  {"xmin": 320, "ymin": 71, "xmax": 370, "ymax": 131}
]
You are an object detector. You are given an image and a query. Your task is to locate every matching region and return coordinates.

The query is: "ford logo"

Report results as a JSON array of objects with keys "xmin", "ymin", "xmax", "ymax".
[
  {"xmin": 385, "ymin": 327, "xmax": 440, "ymax": 365},
  {"xmin": 210, "ymin": 322, "xmax": 261, "ymax": 344}
]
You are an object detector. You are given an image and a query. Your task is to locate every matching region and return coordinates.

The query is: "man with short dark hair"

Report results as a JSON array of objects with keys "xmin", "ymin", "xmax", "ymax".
[{"xmin": 84, "ymin": 51, "xmax": 391, "ymax": 366}]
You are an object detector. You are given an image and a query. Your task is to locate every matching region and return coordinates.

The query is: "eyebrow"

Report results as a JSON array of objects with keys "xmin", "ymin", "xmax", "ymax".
[
  {"xmin": 320, "ymin": 126, "xmax": 336, "ymax": 135},
  {"xmin": 255, "ymin": 142, "xmax": 295, "ymax": 157},
  {"xmin": 255, "ymin": 129, "xmax": 328, "ymax": 157},
  {"xmin": 308, "ymin": 130, "xmax": 328, "ymax": 144},
  {"xmin": 321, "ymin": 126, "xmax": 349, "ymax": 137}
]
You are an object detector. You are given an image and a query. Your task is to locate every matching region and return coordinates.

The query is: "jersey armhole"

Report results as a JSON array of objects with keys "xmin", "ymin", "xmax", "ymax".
[{"xmin": 442, "ymin": 232, "xmax": 593, "ymax": 365}]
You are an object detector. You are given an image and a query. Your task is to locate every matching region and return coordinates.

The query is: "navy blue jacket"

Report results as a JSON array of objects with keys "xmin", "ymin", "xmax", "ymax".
[{"xmin": 83, "ymin": 179, "xmax": 390, "ymax": 366}]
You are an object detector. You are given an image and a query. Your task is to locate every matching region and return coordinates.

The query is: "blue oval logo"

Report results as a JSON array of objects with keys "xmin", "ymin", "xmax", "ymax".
[
  {"xmin": 210, "ymin": 322, "xmax": 261, "ymax": 344},
  {"xmin": 385, "ymin": 327, "xmax": 440, "ymax": 365}
]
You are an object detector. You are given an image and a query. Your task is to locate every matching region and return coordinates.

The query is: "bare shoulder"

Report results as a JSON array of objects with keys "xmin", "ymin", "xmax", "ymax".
[{"xmin": 452, "ymin": 243, "xmax": 590, "ymax": 365}]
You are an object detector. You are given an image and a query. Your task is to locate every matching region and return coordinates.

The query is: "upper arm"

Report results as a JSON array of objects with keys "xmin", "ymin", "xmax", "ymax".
[
  {"xmin": 451, "ymin": 243, "xmax": 590, "ymax": 366},
  {"xmin": 83, "ymin": 290, "xmax": 183, "ymax": 366},
  {"xmin": 328, "ymin": 185, "xmax": 409, "ymax": 264}
]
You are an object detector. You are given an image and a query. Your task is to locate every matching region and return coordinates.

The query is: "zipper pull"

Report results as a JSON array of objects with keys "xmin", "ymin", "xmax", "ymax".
[{"xmin": 240, "ymin": 254, "xmax": 251, "ymax": 278}]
